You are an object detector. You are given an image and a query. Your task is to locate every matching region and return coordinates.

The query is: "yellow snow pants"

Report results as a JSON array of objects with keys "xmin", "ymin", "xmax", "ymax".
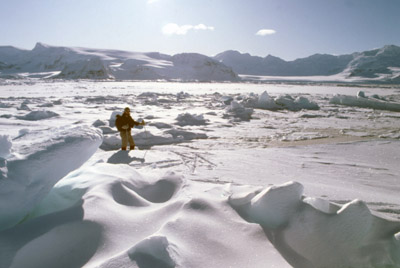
[{"xmin": 120, "ymin": 130, "xmax": 135, "ymax": 150}]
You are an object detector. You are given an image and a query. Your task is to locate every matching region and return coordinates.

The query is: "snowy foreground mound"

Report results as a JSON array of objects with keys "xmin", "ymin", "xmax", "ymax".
[
  {"xmin": 1, "ymin": 145, "xmax": 400, "ymax": 267},
  {"xmin": 0, "ymin": 126, "xmax": 102, "ymax": 230}
]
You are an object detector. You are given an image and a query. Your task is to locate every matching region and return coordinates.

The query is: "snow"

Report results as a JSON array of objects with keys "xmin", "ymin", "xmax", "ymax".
[{"xmin": 0, "ymin": 81, "xmax": 400, "ymax": 267}]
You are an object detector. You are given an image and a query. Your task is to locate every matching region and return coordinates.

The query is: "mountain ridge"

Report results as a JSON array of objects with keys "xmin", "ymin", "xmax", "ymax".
[
  {"xmin": 0, "ymin": 42, "xmax": 399, "ymax": 83},
  {"xmin": 0, "ymin": 42, "xmax": 239, "ymax": 81},
  {"xmin": 215, "ymin": 45, "xmax": 400, "ymax": 83}
]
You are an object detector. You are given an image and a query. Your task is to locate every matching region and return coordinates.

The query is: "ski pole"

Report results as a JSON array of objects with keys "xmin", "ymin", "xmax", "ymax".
[{"xmin": 142, "ymin": 123, "xmax": 149, "ymax": 160}]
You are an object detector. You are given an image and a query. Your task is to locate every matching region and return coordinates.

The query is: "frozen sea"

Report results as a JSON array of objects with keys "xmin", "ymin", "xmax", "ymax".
[{"xmin": 0, "ymin": 80, "xmax": 400, "ymax": 268}]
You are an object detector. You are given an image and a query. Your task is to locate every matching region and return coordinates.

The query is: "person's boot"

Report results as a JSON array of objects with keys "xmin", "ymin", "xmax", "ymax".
[
  {"xmin": 129, "ymin": 146, "xmax": 135, "ymax": 150},
  {"xmin": 121, "ymin": 147, "xmax": 127, "ymax": 151}
]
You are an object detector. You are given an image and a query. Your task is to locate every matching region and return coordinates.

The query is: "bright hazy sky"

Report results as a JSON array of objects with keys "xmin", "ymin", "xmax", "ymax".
[{"xmin": 1, "ymin": 0, "xmax": 400, "ymax": 60}]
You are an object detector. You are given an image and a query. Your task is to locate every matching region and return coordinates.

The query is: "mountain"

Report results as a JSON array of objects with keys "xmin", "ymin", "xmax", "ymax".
[
  {"xmin": 55, "ymin": 57, "xmax": 112, "ymax": 80},
  {"xmin": 346, "ymin": 45, "xmax": 400, "ymax": 78},
  {"xmin": 0, "ymin": 43, "xmax": 239, "ymax": 82},
  {"xmin": 1, "ymin": 43, "xmax": 399, "ymax": 83},
  {"xmin": 214, "ymin": 45, "xmax": 400, "ymax": 83},
  {"xmin": 213, "ymin": 50, "xmax": 288, "ymax": 76},
  {"xmin": 288, "ymin": 54, "xmax": 354, "ymax": 76},
  {"xmin": 214, "ymin": 50, "xmax": 353, "ymax": 76}
]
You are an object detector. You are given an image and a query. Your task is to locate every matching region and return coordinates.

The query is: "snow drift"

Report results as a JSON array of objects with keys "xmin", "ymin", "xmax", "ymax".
[
  {"xmin": 0, "ymin": 126, "xmax": 102, "ymax": 230},
  {"xmin": 229, "ymin": 181, "xmax": 400, "ymax": 267},
  {"xmin": 1, "ymin": 161, "xmax": 399, "ymax": 267}
]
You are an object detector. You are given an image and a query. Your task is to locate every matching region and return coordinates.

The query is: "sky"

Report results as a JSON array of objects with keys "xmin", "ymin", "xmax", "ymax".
[{"xmin": 1, "ymin": 0, "xmax": 400, "ymax": 60}]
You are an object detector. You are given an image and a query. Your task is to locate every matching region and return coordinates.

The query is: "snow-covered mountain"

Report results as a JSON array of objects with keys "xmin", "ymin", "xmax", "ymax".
[
  {"xmin": 55, "ymin": 57, "xmax": 112, "ymax": 80},
  {"xmin": 346, "ymin": 45, "xmax": 400, "ymax": 80},
  {"xmin": 1, "ymin": 42, "xmax": 399, "ymax": 83},
  {"xmin": 214, "ymin": 50, "xmax": 353, "ymax": 76},
  {"xmin": 0, "ymin": 43, "xmax": 239, "ymax": 82},
  {"xmin": 215, "ymin": 45, "xmax": 400, "ymax": 83}
]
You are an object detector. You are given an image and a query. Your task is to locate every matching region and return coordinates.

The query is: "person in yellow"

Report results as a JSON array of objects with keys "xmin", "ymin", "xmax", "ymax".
[{"xmin": 115, "ymin": 107, "xmax": 145, "ymax": 150}]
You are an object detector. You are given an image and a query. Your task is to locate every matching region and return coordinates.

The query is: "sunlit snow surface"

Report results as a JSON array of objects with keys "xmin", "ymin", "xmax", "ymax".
[{"xmin": 1, "ymin": 80, "xmax": 400, "ymax": 268}]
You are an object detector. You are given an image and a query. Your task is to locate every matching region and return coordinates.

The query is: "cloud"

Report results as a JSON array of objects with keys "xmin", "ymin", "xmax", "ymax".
[
  {"xmin": 194, "ymin": 24, "xmax": 215, "ymax": 31},
  {"xmin": 147, "ymin": 0, "xmax": 159, "ymax": 3},
  {"xmin": 162, "ymin": 23, "xmax": 214, "ymax": 35},
  {"xmin": 256, "ymin": 29, "xmax": 277, "ymax": 36}
]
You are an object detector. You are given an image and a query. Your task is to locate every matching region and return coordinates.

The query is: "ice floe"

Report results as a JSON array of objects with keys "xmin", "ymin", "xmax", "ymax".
[
  {"xmin": 1, "ymin": 81, "xmax": 400, "ymax": 268},
  {"xmin": 330, "ymin": 91, "xmax": 400, "ymax": 112}
]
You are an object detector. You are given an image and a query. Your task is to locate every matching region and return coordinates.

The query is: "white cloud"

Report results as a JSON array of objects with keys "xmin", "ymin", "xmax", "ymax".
[
  {"xmin": 194, "ymin": 24, "xmax": 215, "ymax": 31},
  {"xmin": 147, "ymin": 0, "xmax": 159, "ymax": 4},
  {"xmin": 162, "ymin": 23, "xmax": 214, "ymax": 35},
  {"xmin": 256, "ymin": 29, "xmax": 277, "ymax": 36}
]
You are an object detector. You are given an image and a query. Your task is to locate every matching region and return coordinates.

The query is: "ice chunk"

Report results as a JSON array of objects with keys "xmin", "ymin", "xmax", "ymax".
[
  {"xmin": 275, "ymin": 95, "xmax": 319, "ymax": 111},
  {"xmin": 249, "ymin": 181, "xmax": 304, "ymax": 229},
  {"xmin": 92, "ymin": 119, "xmax": 106, "ymax": 127},
  {"xmin": 257, "ymin": 91, "xmax": 279, "ymax": 110},
  {"xmin": 176, "ymin": 113, "xmax": 208, "ymax": 126},
  {"xmin": 294, "ymin": 96, "xmax": 320, "ymax": 110},
  {"xmin": 0, "ymin": 135, "xmax": 12, "ymax": 158},
  {"xmin": 330, "ymin": 94, "xmax": 400, "ymax": 112},
  {"xmin": 0, "ymin": 126, "xmax": 102, "ymax": 230},
  {"xmin": 109, "ymin": 111, "xmax": 120, "ymax": 128},
  {"xmin": 357, "ymin": 90, "xmax": 366, "ymax": 98},
  {"xmin": 164, "ymin": 129, "xmax": 207, "ymax": 140},
  {"xmin": 220, "ymin": 95, "xmax": 234, "ymax": 105},
  {"xmin": 224, "ymin": 101, "xmax": 254, "ymax": 121},
  {"xmin": 150, "ymin": 122, "xmax": 173, "ymax": 129},
  {"xmin": 242, "ymin": 91, "xmax": 319, "ymax": 111},
  {"xmin": 16, "ymin": 110, "xmax": 59, "ymax": 121}
]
